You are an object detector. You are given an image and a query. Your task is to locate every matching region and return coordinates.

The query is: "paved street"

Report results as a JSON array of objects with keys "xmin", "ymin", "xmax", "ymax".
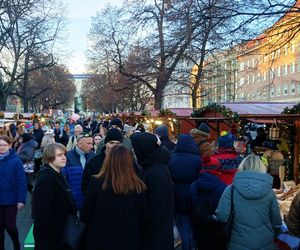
[{"xmin": 5, "ymin": 192, "xmax": 33, "ymax": 250}]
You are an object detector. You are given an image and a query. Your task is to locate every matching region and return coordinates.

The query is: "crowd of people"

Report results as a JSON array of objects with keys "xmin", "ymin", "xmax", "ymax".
[{"xmin": 0, "ymin": 117, "xmax": 299, "ymax": 250}]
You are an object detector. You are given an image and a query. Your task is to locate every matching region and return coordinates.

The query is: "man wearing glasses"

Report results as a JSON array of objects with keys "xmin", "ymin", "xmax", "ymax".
[{"xmin": 62, "ymin": 133, "xmax": 95, "ymax": 210}]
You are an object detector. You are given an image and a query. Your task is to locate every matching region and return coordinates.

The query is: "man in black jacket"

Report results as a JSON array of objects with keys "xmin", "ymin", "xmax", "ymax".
[{"xmin": 81, "ymin": 128, "xmax": 123, "ymax": 194}]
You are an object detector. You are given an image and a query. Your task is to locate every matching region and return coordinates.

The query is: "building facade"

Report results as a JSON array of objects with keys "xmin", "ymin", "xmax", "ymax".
[{"xmin": 203, "ymin": 2, "xmax": 300, "ymax": 105}]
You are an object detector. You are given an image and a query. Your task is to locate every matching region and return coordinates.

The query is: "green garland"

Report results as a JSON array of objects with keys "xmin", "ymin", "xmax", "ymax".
[
  {"xmin": 191, "ymin": 103, "xmax": 240, "ymax": 121},
  {"xmin": 159, "ymin": 109, "xmax": 176, "ymax": 117},
  {"xmin": 282, "ymin": 103, "xmax": 300, "ymax": 114}
]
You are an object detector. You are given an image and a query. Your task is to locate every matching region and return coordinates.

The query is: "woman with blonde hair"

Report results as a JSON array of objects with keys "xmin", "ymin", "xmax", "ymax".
[
  {"xmin": 80, "ymin": 144, "xmax": 146, "ymax": 250},
  {"xmin": 215, "ymin": 154, "xmax": 282, "ymax": 250}
]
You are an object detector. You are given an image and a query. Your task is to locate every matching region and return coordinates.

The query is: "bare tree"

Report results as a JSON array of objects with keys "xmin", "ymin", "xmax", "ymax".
[
  {"xmin": 0, "ymin": 0, "xmax": 66, "ymax": 111},
  {"xmin": 29, "ymin": 64, "xmax": 76, "ymax": 111}
]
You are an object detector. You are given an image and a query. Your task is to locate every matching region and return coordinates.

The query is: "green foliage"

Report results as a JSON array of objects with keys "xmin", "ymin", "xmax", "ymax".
[
  {"xmin": 191, "ymin": 103, "xmax": 240, "ymax": 121},
  {"xmin": 159, "ymin": 109, "xmax": 176, "ymax": 117},
  {"xmin": 282, "ymin": 103, "xmax": 300, "ymax": 114},
  {"xmin": 141, "ymin": 110, "xmax": 151, "ymax": 117}
]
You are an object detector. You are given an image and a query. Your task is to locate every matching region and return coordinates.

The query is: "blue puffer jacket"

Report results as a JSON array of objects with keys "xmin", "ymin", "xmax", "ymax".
[
  {"xmin": 0, "ymin": 149, "xmax": 26, "ymax": 205},
  {"xmin": 168, "ymin": 134, "xmax": 201, "ymax": 212},
  {"xmin": 62, "ymin": 149, "xmax": 95, "ymax": 210},
  {"xmin": 216, "ymin": 171, "xmax": 282, "ymax": 250}
]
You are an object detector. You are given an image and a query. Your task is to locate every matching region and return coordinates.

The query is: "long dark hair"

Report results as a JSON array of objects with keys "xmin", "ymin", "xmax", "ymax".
[{"xmin": 96, "ymin": 144, "xmax": 146, "ymax": 194}]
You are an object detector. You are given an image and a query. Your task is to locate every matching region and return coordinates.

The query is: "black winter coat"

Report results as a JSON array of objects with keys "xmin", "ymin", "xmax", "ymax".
[
  {"xmin": 81, "ymin": 147, "xmax": 106, "ymax": 194},
  {"xmin": 33, "ymin": 165, "xmax": 76, "ymax": 250},
  {"xmin": 32, "ymin": 129, "xmax": 44, "ymax": 148},
  {"xmin": 140, "ymin": 147, "xmax": 174, "ymax": 250},
  {"xmin": 54, "ymin": 129, "xmax": 69, "ymax": 146},
  {"xmin": 80, "ymin": 177, "xmax": 146, "ymax": 250}
]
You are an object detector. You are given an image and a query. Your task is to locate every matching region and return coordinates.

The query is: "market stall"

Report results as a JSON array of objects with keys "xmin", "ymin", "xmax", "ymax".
[{"xmin": 185, "ymin": 102, "xmax": 300, "ymax": 183}]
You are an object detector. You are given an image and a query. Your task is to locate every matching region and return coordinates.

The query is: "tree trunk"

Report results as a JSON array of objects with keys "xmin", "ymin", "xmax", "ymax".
[
  {"xmin": 192, "ymin": 88, "xmax": 197, "ymax": 109},
  {"xmin": 0, "ymin": 92, "xmax": 7, "ymax": 111},
  {"xmin": 154, "ymin": 87, "xmax": 163, "ymax": 110},
  {"xmin": 23, "ymin": 97, "xmax": 29, "ymax": 113}
]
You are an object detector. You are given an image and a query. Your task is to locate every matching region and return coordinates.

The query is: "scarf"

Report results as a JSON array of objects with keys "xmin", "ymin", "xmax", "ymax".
[
  {"xmin": 0, "ymin": 150, "xmax": 10, "ymax": 161},
  {"xmin": 75, "ymin": 146, "xmax": 86, "ymax": 169}
]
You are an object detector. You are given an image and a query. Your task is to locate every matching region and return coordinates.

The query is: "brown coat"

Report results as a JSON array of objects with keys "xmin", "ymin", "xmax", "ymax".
[{"xmin": 286, "ymin": 191, "xmax": 300, "ymax": 236}]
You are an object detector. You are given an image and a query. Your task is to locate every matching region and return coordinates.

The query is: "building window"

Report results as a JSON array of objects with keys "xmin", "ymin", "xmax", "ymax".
[
  {"xmin": 291, "ymin": 42, "xmax": 295, "ymax": 53},
  {"xmin": 290, "ymin": 63, "xmax": 295, "ymax": 73},
  {"xmin": 284, "ymin": 45, "xmax": 288, "ymax": 55},
  {"xmin": 291, "ymin": 81, "xmax": 295, "ymax": 95},
  {"xmin": 263, "ymin": 71, "xmax": 267, "ymax": 81},
  {"xmin": 297, "ymin": 60, "xmax": 300, "ymax": 72},
  {"xmin": 262, "ymin": 92, "xmax": 266, "ymax": 99},
  {"xmin": 252, "ymin": 74, "xmax": 255, "ymax": 83},
  {"xmin": 283, "ymin": 64, "xmax": 288, "ymax": 75},
  {"xmin": 270, "ymin": 87, "xmax": 275, "ymax": 97},
  {"xmin": 240, "ymin": 77, "xmax": 244, "ymax": 86},
  {"xmin": 270, "ymin": 68, "xmax": 274, "ymax": 78},
  {"xmin": 240, "ymin": 62, "xmax": 244, "ymax": 71},
  {"xmin": 277, "ymin": 85, "xmax": 281, "ymax": 96},
  {"xmin": 277, "ymin": 66, "xmax": 281, "ymax": 77},
  {"xmin": 247, "ymin": 60, "xmax": 250, "ymax": 68},
  {"xmin": 276, "ymin": 49, "xmax": 280, "ymax": 58},
  {"xmin": 283, "ymin": 84, "xmax": 288, "ymax": 95},
  {"xmin": 257, "ymin": 73, "xmax": 261, "ymax": 82},
  {"xmin": 247, "ymin": 75, "xmax": 250, "ymax": 84}
]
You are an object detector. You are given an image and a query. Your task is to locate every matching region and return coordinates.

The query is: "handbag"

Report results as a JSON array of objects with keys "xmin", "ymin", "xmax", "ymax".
[
  {"xmin": 221, "ymin": 185, "xmax": 235, "ymax": 243},
  {"xmin": 62, "ymin": 214, "xmax": 86, "ymax": 249}
]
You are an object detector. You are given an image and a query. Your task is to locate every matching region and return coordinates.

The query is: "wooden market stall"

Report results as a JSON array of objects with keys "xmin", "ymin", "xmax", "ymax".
[{"xmin": 180, "ymin": 102, "xmax": 300, "ymax": 183}]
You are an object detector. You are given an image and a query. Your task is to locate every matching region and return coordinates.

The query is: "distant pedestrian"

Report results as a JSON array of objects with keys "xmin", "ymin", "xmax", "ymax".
[
  {"xmin": 66, "ymin": 124, "xmax": 83, "ymax": 151},
  {"xmin": 155, "ymin": 124, "xmax": 176, "ymax": 151},
  {"xmin": 53, "ymin": 122, "xmax": 69, "ymax": 146},
  {"xmin": 0, "ymin": 136, "xmax": 26, "ymax": 250}
]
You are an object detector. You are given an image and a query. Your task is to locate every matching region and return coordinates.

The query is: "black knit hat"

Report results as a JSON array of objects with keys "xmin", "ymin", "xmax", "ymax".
[
  {"xmin": 110, "ymin": 118, "xmax": 123, "ymax": 130},
  {"xmin": 21, "ymin": 133, "xmax": 32, "ymax": 143},
  {"xmin": 104, "ymin": 128, "xmax": 123, "ymax": 144}
]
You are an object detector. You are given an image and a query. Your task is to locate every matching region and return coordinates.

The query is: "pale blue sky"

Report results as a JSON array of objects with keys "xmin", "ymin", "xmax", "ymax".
[{"xmin": 62, "ymin": 0, "xmax": 122, "ymax": 74}]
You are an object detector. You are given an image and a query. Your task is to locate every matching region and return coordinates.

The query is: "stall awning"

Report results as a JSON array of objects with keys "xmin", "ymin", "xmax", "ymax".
[{"xmin": 219, "ymin": 102, "xmax": 296, "ymax": 115}]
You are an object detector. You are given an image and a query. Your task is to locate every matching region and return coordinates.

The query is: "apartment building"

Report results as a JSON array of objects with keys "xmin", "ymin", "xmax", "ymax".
[{"xmin": 203, "ymin": 1, "xmax": 300, "ymax": 104}]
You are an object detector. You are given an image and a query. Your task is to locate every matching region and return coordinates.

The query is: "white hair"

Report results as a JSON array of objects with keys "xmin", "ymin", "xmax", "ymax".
[
  {"xmin": 74, "ymin": 124, "xmax": 83, "ymax": 130},
  {"xmin": 238, "ymin": 154, "xmax": 267, "ymax": 173}
]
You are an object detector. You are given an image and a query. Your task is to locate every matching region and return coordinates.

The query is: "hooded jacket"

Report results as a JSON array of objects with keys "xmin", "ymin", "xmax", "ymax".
[
  {"xmin": 131, "ymin": 132, "xmax": 174, "ymax": 250},
  {"xmin": 216, "ymin": 171, "xmax": 282, "ymax": 250},
  {"xmin": 168, "ymin": 134, "xmax": 201, "ymax": 212},
  {"xmin": 17, "ymin": 139, "xmax": 38, "ymax": 163},
  {"xmin": 0, "ymin": 149, "xmax": 26, "ymax": 205},
  {"xmin": 189, "ymin": 172, "xmax": 227, "ymax": 248}
]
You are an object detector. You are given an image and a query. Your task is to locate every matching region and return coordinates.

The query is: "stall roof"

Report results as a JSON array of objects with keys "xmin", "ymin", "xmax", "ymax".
[{"xmin": 218, "ymin": 102, "xmax": 296, "ymax": 115}]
